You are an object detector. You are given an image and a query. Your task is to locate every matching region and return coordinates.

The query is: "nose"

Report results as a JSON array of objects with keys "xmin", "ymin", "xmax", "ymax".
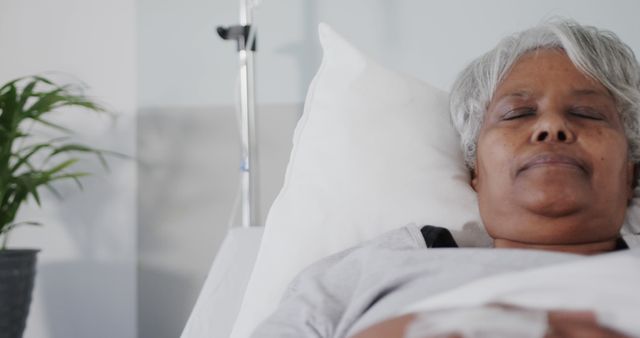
[{"xmin": 530, "ymin": 112, "xmax": 576, "ymax": 144}]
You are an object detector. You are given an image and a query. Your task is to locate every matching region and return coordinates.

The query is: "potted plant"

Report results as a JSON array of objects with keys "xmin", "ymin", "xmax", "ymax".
[{"xmin": 0, "ymin": 75, "xmax": 114, "ymax": 338}]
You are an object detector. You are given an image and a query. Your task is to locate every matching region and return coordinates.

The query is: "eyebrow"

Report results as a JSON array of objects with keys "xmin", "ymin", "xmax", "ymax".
[
  {"xmin": 499, "ymin": 88, "xmax": 611, "ymax": 100},
  {"xmin": 503, "ymin": 90, "xmax": 532, "ymax": 98},
  {"xmin": 570, "ymin": 88, "xmax": 611, "ymax": 98}
]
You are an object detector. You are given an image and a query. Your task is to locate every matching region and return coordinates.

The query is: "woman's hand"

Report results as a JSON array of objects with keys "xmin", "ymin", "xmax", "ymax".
[
  {"xmin": 545, "ymin": 310, "xmax": 629, "ymax": 338},
  {"xmin": 350, "ymin": 308, "xmax": 631, "ymax": 338}
]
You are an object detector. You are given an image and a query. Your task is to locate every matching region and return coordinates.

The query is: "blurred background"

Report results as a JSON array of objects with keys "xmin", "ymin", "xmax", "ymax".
[{"xmin": 1, "ymin": 1, "xmax": 639, "ymax": 338}]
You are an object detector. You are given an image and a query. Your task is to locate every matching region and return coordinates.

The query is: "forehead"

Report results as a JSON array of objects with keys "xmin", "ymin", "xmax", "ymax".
[{"xmin": 493, "ymin": 49, "xmax": 613, "ymax": 99}]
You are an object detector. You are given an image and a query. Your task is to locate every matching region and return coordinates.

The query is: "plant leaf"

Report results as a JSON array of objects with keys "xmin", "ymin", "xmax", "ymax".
[
  {"xmin": 18, "ymin": 79, "xmax": 38, "ymax": 111},
  {"xmin": 11, "ymin": 143, "xmax": 52, "ymax": 173},
  {"xmin": 0, "ymin": 84, "xmax": 19, "ymax": 137},
  {"xmin": 43, "ymin": 182, "xmax": 63, "ymax": 199},
  {"xmin": 1, "ymin": 221, "xmax": 42, "ymax": 236},
  {"xmin": 0, "ymin": 75, "xmax": 124, "ymax": 243},
  {"xmin": 30, "ymin": 116, "xmax": 72, "ymax": 132},
  {"xmin": 44, "ymin": 158, "xmax": 80, "ymax": 176}
]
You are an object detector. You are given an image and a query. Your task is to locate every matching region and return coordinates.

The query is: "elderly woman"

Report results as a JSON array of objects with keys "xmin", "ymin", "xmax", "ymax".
[
  {"xmin": 452, "ymin": 20, "xmax": 638, "ymax": 256},
  {"xmin": 251, "ymin": 20, "xmax": 640, "ymax": 338}
]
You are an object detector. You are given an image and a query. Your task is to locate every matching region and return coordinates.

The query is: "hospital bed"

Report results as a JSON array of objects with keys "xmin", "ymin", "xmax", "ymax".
[
  {"xmin": 181, "ymin": 20, "xmax": 640, "ymax": 338},
  {"xmin": 181, "ymin": 227, "xmax": 263, "ymax": 338}
]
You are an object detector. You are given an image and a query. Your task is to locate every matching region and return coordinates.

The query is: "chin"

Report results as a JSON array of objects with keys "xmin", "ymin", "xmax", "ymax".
[
  {"xmin": 516, "ymin": 192, "xmax": 584, "ymax": 218},
  {"xmin": 514, "ymin": 174, "xmax": 592, "ymax": 213}
]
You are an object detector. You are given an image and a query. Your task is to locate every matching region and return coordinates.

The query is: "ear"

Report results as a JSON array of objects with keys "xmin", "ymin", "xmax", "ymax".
[
  {"xmin": 628, "ymin": 161, "xmax": 638, "ymax": 201},
  {"xmin": 470, "ymin": 166, "xmax": 479, "ymax": 192}
]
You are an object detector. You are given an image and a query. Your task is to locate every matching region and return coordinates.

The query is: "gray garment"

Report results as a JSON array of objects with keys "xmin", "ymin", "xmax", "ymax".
[{"xmin": 250, "ymin": 224, "xmax": 584, "ymax": 338}]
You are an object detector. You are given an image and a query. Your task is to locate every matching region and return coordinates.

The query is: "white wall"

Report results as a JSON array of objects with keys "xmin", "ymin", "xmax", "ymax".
[
  {"xmin": 137, "ymin": 0, "xmax": 239, "ymax": 107},
  {"xmin": 140, "ymin": 0, "xmax": 640, "ymax": 108},
  {"xmin": 313, "ymin": 0, "xmax": 640, "ymax": 93},
  {"xmin": 137, "ymin": 1, "xmax": 640, "ymax": 337},
  {"xmin": 138, "ymin": 0, "xmax": 321, "ymax": 107},
  {"xmin": 137, "ymin": 104, "xmax": 299, "ymax": 338},
  {"xmin": 0, "ymin": 1, "xmax": 137, "ymax": 338}
]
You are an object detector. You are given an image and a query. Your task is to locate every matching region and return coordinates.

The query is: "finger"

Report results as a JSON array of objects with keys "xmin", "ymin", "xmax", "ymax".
[
  {"xmin": 546, "ymin": 310, "xmax": 596, "ymax": 338},
  {"xmin": 548, "ymin": 310, "xmax": 597, "ymax": 326},
  {"xmin": 547, "ymin": 316, "xmax": 631, "ymax": 338},
  {"xmin": 349, "ymin": 314, "xmax": 416, "ymax": 338},
  {"xmin": 551, "ymin": 324, "xmax": 630, "ymax": 338}
]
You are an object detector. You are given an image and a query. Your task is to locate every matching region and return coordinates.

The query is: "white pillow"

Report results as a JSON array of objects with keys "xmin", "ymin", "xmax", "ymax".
[{"xmin": 230, "ymin": 23, "xmax": 490, "ymax": 338}]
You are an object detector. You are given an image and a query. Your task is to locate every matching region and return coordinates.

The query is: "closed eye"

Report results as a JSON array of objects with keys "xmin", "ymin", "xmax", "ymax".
[
  {"xmin": 502, "ymin": 108, "xmax": 536, "ymax": 120},
  {"xmin": 569, "ymin": 107, "xmax": 604, "ymax": 120}
]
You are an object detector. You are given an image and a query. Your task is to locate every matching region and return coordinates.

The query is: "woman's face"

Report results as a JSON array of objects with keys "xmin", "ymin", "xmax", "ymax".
[{"xmin": 472, "ymin": 49, "xmax": 634, "ymax": 250}]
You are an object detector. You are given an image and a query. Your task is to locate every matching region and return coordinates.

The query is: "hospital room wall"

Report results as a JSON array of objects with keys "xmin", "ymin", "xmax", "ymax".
[
  {"xmin": 0, "ymin": 1, "xmax": 137, "ymax": 338},
  {"xmin": 136, "ymin": 1, "xmax": 305, "ymax": 338},
  {"xmin": 137, "ymin": 1, "xmax": 640, "ymax": 338}
]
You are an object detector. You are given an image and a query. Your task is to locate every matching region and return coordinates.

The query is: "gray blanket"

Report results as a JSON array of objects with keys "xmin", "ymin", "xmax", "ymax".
[{"xmin": 251, "ymin": 224, "xmax": 597, "ymax": 337}]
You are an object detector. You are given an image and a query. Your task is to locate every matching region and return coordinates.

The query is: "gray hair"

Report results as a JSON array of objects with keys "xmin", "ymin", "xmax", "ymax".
[{"xmin": 450, "ymin": 19, "xmax": 640, "ymax": 170}]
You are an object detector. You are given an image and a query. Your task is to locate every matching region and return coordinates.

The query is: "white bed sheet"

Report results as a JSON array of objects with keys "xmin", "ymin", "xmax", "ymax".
[
  {"xmin": 401, "ymin": 250, "xmax": 640, "ymax": 337},
  {"xmin": 180, "ymin": 226, "xmax": 264, "ymax": 338}
]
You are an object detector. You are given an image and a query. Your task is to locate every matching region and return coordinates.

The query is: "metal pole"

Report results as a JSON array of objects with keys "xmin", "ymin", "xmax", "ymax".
[
  {"xmin": 238, "ymin": 0, "xmax": 258, "ymax": 227},
  {"xmin": 216, "ymin": 1, "xmax": 259, "ymax": 227}
]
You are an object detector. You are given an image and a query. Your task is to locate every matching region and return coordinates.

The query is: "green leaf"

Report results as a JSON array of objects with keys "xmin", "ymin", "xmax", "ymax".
[
  {"xmin": 0, "ymin": 84, "xmax": 19, "ymax": 131},
  {"xmin": 48, "ymin": 144, "xmax": 94, "ymax": 156},
  {"xmin": 17, "ymin": 137, "xmax": 67, "ymax": 153},
  {"xmin": 11, "ymin": 143, "xmax": 52, "ymax": 173},
  {"xmin": 1, "ymin": 219, "xmax": 42, "ymax": 249},
  {"xmin": 25, "ymin": 85, "xmax": 106, "ymax": 121},
  {"xmin": 7, "ymin": 221, "xmax": 42, "ymax": 229},
  {"xmin": 30, "ymin": 116, "xmax": 72, "ymax": 132},
  {"xmin": 24, "ymin": 87, "xmax": 68, "ymax": 118},
  {"xmin": 18, "ymin": 79, "xmax": 38, "ymax": 111},
  {"xmin": 0, "ymin": 76, "xmax": 25, "ymax": 95},
  {"xmin": 12, "ymin": 173, "xmax": 42, "ymax": 206},
  {"xmin": 69, "ymin": 174, "xmax": 85, "ymax": 190},
  {"xmin": 51, "ymin": 172, "xmax": 90, "ymax": 181},
  {"xmin": 45, "ymin": 158, "xmax": 80, "ymax": 176},
  {"xmin": 47, "ymin": 172, "xmax": 91, "ymax": 190},
  {"xmin": 43, "ymin": 182, "xmax": 62, "ymax": 199},
  {"xmin": 47, "ymin": 144, "xmax": 128, "ymax": 171},
  {"xmin": 0, "ymin": 75, "xmax": 124, "ymax": 246},
  {"xmin": 28, "ymin": 182, "xmax": 41, "ymax": 206},
  {"xmin": 31, "ymin": 76, "xmax": 53, "ymax": 85}
]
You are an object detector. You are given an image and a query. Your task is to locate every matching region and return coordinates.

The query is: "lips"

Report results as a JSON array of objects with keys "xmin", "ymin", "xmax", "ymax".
[{"xmin": 519, "ymin": 153, "xmax": 588, "ymax": 174}]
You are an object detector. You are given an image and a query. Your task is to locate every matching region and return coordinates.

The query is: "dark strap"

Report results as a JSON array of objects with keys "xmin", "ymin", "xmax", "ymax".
[
  {"xmin": 615, "ymin": 237, "xmax": 629, "ymax": 251},
  {"xmin": 420, "ymin": 225, "xmax": 458, "ymax": 248},
  {"xmin": 419, "ymin": 225, "xmax": 628, "ymax": 250}
]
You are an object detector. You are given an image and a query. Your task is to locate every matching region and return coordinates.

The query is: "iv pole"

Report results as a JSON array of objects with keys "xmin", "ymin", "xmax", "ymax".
[{"xmin": 217, "ymin": 0, "xmax": 258, "ymax": 227}]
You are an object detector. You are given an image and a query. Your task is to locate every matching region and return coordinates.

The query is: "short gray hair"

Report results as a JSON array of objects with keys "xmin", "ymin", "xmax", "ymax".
[{"xmin": 450, "ymin": 19, "xmax": 640, "ymax": 170}]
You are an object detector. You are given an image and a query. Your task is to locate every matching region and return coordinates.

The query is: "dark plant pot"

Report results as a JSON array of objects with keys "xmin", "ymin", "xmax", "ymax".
[{"xmin": 0, "ymin": 249, "xmax": 38, "ymax": 338}]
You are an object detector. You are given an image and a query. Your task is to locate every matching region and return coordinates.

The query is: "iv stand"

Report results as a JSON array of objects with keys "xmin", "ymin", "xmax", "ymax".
[{"xmin": 217, "ymin": 0, "xmax": 258, "ymax": 227}]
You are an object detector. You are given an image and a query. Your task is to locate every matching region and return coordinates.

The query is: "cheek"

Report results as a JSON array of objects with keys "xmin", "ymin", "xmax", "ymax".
[
  {"xmin": 591, "ymin": 129, "xmax": 627, "ymax": 160},
  {"xmin": 585, "ymin": 130, "xmax": 631, "ymax": 189},
  {"xmin": 475, "ymin": 131, "xmax": 518, "ymax": 187}
]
